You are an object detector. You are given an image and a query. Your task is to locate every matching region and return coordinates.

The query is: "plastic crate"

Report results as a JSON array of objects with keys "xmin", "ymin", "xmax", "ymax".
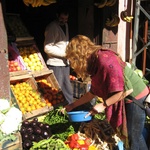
[{"xmin": 70, "ymin": 80, "xmax": 91, "ymax": 99}]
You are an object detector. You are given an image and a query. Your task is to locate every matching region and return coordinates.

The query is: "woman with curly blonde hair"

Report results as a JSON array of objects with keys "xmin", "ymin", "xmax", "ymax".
[{"xmin": 64, "ymin": 35, "xmax": 149, "ymax": 150}]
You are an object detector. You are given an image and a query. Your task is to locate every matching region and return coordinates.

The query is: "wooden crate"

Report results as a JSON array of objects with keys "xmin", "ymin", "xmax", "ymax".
[
  {"xmin": 33, "ymin": 69, "xmax": 68, "ymax": 107},
  {"xmin": 10, "ymin": 74, "xmax": 53, "ymax": 120},
  {"xmin": 0, "ymin": 132, "xmax": 22, "ymax": 150},
  {"xmin": 16, "ymin": 40, "xmax": 47, "ymax": 75}
]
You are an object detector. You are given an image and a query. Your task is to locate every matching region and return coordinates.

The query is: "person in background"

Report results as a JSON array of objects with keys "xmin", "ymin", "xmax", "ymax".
[
  {"xmin": 63, "ymin": 35, "xmax": 149, "ymax": 150},
  {"xmin": 44, "ymin": 6, "xmax": 73, "ymax": 104}
]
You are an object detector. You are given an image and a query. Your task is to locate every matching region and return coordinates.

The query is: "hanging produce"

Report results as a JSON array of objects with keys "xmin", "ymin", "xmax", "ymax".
[
  {"xmin": 94, "ymin": 0, "xmax": 117, "ymax": 8},
  {"xmin": 120, "ymin": 10, "xmax": 134, "ymax": 23},
  {"xmin": 23, "ymin": 0, "xmax": 56, "ymax": 7},
  {"xmin": 105, "ymin": 14, "xmax": 120, "ymax": 27}
]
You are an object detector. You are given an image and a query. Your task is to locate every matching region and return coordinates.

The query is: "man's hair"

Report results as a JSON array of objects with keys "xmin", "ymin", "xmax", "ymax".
[{"xmin": 56, "ymin": 5, "xmax": 69, "ymax": 16}]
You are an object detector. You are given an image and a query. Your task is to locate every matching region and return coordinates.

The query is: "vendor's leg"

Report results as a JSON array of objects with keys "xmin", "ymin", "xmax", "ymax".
[
  {"xmin": 62, "ymin": 66, "xmax": 73, "ymax": 104},
  {"xmin": 48, "ymin": 66, "xmax": 73, "ymax": 104},
  {"xmin": 125, "ymin": 97, "xmax": 148, "ymax": 150}
]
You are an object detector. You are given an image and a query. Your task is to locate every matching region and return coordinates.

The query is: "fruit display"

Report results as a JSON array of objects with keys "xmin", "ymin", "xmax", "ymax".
[
  {"xmin": 20, "ymin": 118, "xmax": 52, "ymax": 150},
  {"xmin": 8, "ymin": 60, "xmax": 22, "ymax": 72},
  {"xmin": 8, "ymin": 43, "xmax": 26, "ymax": 72},
  {"xmin": 10, "ymin": 79, "xmax": 47, "ymax": 114},
  {"xmin": 23, "ymin": 0, "xmax": 56, "ymax": 7},
  {"xmin": 36, "ymin": 78, "xmax": 65, "ymax": 106},
  {"xmin": 105, "ymin": 14, "xmax": 120, "ymax": 27},
  {"xmin": 17, "ymin": 45, "xmax": 45, "ymax": 72}
]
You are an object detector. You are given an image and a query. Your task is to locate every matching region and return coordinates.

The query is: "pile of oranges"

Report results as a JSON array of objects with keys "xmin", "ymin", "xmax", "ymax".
[
  {"xmin": 36, "ymin": 79, "xmax": 65, "ymax": 106},
  {"xmin": 11, "ymin": 81, "xmax": 47, "ymax": 114}
]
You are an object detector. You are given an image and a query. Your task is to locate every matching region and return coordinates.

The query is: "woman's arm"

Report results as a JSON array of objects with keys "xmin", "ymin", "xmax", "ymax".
[
  {"xmin": 65, "ymin": 91, "xmax": 95, "ymax": 112},
  {"xmin": 92, "ymin": 89, "xmax": 133, "ymax": 114}
]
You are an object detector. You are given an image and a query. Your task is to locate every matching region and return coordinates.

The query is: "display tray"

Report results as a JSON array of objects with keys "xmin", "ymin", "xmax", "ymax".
[
  {"xmin": 0, "ymin": 132, "xmax": 22, "ymax": 150},
  {"xmin": 10, "ymin": 74, "xmax": 53, "ymax": 120}
]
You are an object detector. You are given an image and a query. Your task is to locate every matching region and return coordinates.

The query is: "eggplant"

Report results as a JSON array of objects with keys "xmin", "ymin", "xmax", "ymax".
[
  {"xmin": 26, "ymin": 127, "xmax": 33, "ymax": 135},
  {"xmin": 38, "ymin": 122, "xmax": 44, "ymax": 128},
  {"xmin": 22, "ymin": 133, "xmax": 29, "ymax": 140},
  {"xmin": 29, "ymin": 134, "xmax": 36, "ymax": 141},
  {"xmin": 20, "ymin": 126, "xmax": 26, "ymax": 135},
  {"xmin": 22, "ymin": 120, "xmax": 30, "ymax": 127},
  {"xmin": 23, "ymin": 139, "xmax": 32, "ymax": 149},
  {"xmin": 41, "ymin": 130, "xmax": 51, "ymax": 139},
  {"xmin": 43, "ymin": 123, "xmax": 51, "ymax": 130},
  {"xmin": 34, "ymin": 126, "xmax": 42, "ymax": 135}
]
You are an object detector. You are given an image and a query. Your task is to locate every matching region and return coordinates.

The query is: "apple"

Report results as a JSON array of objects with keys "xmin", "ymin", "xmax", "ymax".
[{"xmin": 16, "ymin": 66, "xmax": 21, "ymax": 71}]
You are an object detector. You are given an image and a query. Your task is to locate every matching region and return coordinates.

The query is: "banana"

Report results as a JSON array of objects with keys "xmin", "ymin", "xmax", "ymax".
[
  {"xmin": 106, "ymin": 14, "xmax": 120, "ymax": 27},
  {"xmin": 42, "ymin": 0, "xmax": 56, "ymax": 6},
  {"xmin": 31, "ymin": 0, "xmax": 37, "ymax": 7},
  {"xmin": 35, "ymin": 0, "xmax": 43, "ymax": 7},
  {"xmin": 105, "ymin": 0, "xmax": 115, "ymax": 6},
  {"xmin": 109, "ymin": 0, "xmax": 117, "ymax": 6},
  {"xmin": 106, "ymin": 17, "xmax": 115, "ymax": 27},
  {"xmin": 110, "ymin": 15, "xmax": 120, "ymax": 27},
  {"xmin": 23, "ymin": 0, "xmax": 30, "ymax": 6},
  {"xmin": 94, "ymin": 0, "xmax": 108, "ymax": 8},
  {"xmin": 120, "ymin": 11, "xmax": 133, "ymax": 23}
]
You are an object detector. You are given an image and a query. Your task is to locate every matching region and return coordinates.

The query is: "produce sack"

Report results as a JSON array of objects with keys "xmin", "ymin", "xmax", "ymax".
[{"xmin": 8, "ymin": 43, "xmax": 26, "ymax": 70}]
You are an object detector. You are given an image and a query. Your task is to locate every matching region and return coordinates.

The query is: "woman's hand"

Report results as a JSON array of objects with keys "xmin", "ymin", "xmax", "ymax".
[
  {"xmin": 61, "ymin": 103, "xmax": 74, "ymax": 114},
  {"xmin": 64, "ymin": 103, "xmax": 74, "ymax": 112},
  {"xmin": 92, "ymin": 103, "xmax": 106, "ymax": 113},
  {"xmin": 85, "ymin": 103, "xmax": 106, "ymax": 118}
]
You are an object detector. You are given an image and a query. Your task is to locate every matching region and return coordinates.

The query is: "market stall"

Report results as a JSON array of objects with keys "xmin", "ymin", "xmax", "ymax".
[{"xmin": 0, "ymin": 0, "xmax": 150, "ymax": 150}]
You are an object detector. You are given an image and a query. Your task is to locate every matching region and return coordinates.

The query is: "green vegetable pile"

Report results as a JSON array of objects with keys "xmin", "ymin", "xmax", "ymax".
[
  {"xmin": 43, "ymin": 107, "xmax": 80, "ymax": 141},
  {"xmin": 30, "ymin": 135, "xmax": 70, "ymax": 150}
]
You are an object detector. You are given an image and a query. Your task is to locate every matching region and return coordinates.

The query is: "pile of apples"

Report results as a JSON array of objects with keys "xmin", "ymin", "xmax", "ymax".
[
  {"xmin": 18, "ymin": 46, "xmax": 44, "ymax": 71},
  {"xmin": 8, "ymin": 60, "xmax": 22, "ymax": 72}
]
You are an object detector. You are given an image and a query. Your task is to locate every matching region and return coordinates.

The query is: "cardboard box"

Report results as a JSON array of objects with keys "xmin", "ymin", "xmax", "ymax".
[
  {"xmin": 0, "ymin": 132, "xmax": 22, "ymax": 150},
  {"xmin": 10, "ymin": 74, "xmax": 53, "ymax": 120},
  {"xmin": 71, "ymin": 80, "xmax": 91, "ymax": 98}
]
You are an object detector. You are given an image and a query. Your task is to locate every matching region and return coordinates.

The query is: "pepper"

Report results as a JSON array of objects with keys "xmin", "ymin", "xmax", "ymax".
[
  {"xmin": 79, "ymin": 144, "xmax": 88, "ymax": 150},
  {"xmin": 84, "ymin": 138, "xmax": 92, "ymax": 146},
  {"xmin": 71, "ymin": 133, "xmax": 79, "ymax": 141},
  {"xmin": 69, "ymin": 140, "xmax": 80, "ymax": 149}
]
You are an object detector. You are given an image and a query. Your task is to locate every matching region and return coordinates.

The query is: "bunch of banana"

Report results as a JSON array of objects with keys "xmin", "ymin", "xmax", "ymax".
[
  {"xmin": 121, "ymin": 11, "xmax": 134, "ymax": 23},
  {"xmin": 105, "ymin": 14, "xmax": 120, "ymax": 27},
  {"xmin": 23, "ymin": 0, "xmax": 56, "ymax": 7},
  {"xmin": 94, "ymin": 0, "xmax": 107, "ymax": 8},
  {"xmin": 105, "ymin": 0, "xmax": 117, "ymax": 6}
]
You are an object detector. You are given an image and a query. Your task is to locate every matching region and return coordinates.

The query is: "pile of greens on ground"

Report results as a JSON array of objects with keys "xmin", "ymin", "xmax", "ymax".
[{"xmin": 43, "ymin": 106, "xmax": 81, "ymax": 141}]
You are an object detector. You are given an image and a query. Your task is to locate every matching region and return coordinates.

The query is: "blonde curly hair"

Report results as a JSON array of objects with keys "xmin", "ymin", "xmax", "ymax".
[{"xmin": 66, "ymin": 35, "xmax": 101, "ymax": 80}]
